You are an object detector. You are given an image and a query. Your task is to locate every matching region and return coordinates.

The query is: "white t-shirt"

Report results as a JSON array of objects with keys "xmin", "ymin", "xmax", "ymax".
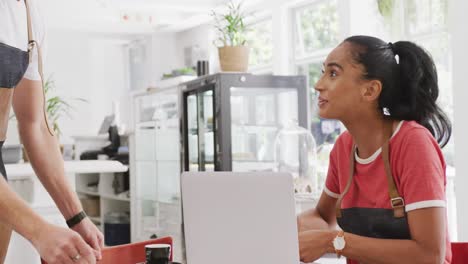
[{"xmin": 0, "ymin": 0, "xmax": 46, "ymax": 81}]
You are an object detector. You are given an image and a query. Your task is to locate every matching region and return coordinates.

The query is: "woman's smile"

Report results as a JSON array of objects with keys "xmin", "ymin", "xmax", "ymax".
[{"xmin": 318, "ymin": 96, "xmax": 328, "ymax": 108}]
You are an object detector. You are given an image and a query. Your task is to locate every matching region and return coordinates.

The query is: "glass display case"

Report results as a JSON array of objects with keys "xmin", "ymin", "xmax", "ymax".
[
  {"xmin": 131, "ymin": 76, "xmax": 195, "ymax": 263},
  {"xmin": 181, "ymin": 73, "xmax": 309, "ymax": 172}
]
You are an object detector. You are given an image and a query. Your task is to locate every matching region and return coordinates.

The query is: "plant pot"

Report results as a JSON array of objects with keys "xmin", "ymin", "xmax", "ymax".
[{"xmin": 218, "ymin": 46, "xmax": 250, "ymax": 72}]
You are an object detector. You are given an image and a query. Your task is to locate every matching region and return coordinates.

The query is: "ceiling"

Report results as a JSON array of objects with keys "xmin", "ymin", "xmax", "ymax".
[{"xmin": 42, "ymin": 0, "xmax": 261, "ymax": 35}]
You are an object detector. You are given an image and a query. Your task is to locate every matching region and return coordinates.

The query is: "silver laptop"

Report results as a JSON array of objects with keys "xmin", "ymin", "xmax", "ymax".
[{"xmin": 181, "ymin": 172, "xmax": 301, "ymax": 264}]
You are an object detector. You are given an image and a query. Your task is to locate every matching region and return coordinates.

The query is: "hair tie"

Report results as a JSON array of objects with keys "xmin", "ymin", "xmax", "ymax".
[
  {"xmin": 388, "ymin": 42, "xmax": 399, "ymax": 64},
  {"xmin": 388, "ymin": 42, "xmax": 394, "ymax": 53}
]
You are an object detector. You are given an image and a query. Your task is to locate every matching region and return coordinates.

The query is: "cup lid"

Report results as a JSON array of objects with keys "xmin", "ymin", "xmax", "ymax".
[{"xmin": 145, "ymin": 244, "xmax": 171, "ymax": 249}]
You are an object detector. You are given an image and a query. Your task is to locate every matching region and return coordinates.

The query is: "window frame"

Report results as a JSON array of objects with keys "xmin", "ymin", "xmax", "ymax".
[
  {"xmin": 245, "ymin": 13, "xmax": 274, "ymax": 73},
  {"xmin": 291, "ymin": 0, "xmax": 340, "ymax": 62}
]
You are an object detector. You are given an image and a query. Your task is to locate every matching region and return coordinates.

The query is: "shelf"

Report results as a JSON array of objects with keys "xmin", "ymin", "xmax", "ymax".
[
  {"xmin": 136, "ymin": 196, "xmax": 180, "ymax": 204},
  {"xmin": 232, "ymin": 159, "xmax": 275, "ymax": 163},
  {"xmin": 189, "ymin": 130, "xmax": 214, "ymax": 135},
  {"xmin": 136, "ymin": 195, "xmax": 157, "ymax": 201},
  {"xmin": 101, "ymin": 193, "xmax": 131, "ymax": 202},
  {"xmin": 77, "ymin": 190, "xmax": 130, "ymax": 202},
  {"xmin": 232, "ymin": 124, "xmax": 279, "ymax": 133},
  {"xmin": 7, "ymin": 160, "xmax": 127, "ymax": 180},
  {"xmin": 232, "ymin": 123, "xmax": 278, "ymax": 127},
  {"xmin": 89, "ymin": 216, "xmax": 101, "ymax": 223},
  {"xmin": 77, "ymin": 189, "xmax": 100, "ymax": 196}
]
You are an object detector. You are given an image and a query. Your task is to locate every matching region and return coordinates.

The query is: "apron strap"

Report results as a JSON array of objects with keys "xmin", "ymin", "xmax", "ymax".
[
  {"xmin": 24, "ymin": 0, "xmax": 54, "ymax": 136},
  {"xmin": 382, "ymin": 141, "xmax": 406, "ymax": 218},
  {"xmin": 335, "ymin": 144, "xmax": 356, "ymax": 218},
  {"xmin": 336, "ymin": 121, "xmax": 405, "ymax": 219}
]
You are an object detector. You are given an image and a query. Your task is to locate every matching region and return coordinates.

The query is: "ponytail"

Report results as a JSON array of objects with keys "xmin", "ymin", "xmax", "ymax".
[
  {"xmin": 391, "ymin": 41, "xmax": 451, "ymax": 147},
  {"xmin": 344, "ymin": 35, "xmax": 452, "ymax": 148}
]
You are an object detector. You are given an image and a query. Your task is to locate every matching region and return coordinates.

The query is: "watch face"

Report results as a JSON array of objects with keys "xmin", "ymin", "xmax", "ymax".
[{"xmin": 333, "ymin": 236, "xmax": 345, "ymax": 250}]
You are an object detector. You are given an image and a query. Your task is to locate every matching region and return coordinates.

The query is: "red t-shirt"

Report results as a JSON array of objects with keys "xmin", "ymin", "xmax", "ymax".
[{"xmin": 324, "ymin": 121, "xmax": 451, "ymax": 263}]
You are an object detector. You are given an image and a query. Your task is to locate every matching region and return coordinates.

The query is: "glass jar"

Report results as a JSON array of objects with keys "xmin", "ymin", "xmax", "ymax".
[{"xmin": 274, "ymin": 120, "xmax": 318, "ymax": 198}]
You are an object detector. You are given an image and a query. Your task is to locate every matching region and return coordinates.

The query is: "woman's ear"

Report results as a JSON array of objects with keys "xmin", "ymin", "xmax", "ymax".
[{"xmin": 361, "ymin": 80, "xmax": 382, "ymax": 102}]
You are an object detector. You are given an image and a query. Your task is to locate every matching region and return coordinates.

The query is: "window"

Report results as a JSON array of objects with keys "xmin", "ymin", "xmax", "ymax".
[
  {"xmin": 405, "ymin": 0, "xmax": 448, "ymax": 36},
  {"xmin": 374, "ymin": 0, "xmax": 453, "ymax": 165},
  {"xmin": 405, "ymin": 0, "xmax": 453, "ymax": 166},
  {"xmin": 291, "ymin": 0, "xmax": 453, "ymax": 165},
  {"xmin": 290, "ymin": 0, "xmax": 453, "ymax": 199},
  {"xmin": 246, "ymin": 18, "xmax": 273, "ymax": 71},
  {"xmin": 291, "ymin": 0, "xmax": 341, "ymax": 193},
  {"xmin": 293, "ymin": 0, "xmax": 339, "ymax": 59},
  {"xmin": 292, "ymin": 0, "xmax": 341, "ymax": 147},
  {"xmin": 348, "ymin": 0, "xmax": 455, "ymax": 238}
]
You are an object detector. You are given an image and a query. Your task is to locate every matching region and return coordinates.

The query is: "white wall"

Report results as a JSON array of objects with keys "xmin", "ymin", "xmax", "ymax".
[
  {"xmin": 147, "ymin": 24, "xmax": 219, "ymax": 83},
  {"xmin": 148, "ymin": 24, "xmax": 217, "ymax": 85},
  {"xmin": 271, "ymin": 1, "xmax": 293, "ymax": 75},
  {"xmin": 150, "ymin": 33, "xmax": 183, "ymax": 84},
  {"xmin": 450, "ymin": 0, "xmax": 468, "ymax": 242},
  {"xmin": 44, "ymin": 30, "xmax": 129, "ymax": 142},
  {"xmin": 176, "ymin": 24, "xmax": 219, "ymax": 74}
]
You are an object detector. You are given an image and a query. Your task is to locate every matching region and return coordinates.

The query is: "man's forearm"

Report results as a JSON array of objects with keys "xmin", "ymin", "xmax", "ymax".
[
  {"xmin": 19, "ymin": 121, "xmax": 82, "ymax": 219},
  {"xmin": 0, "ymin": 176, "xmax": 47, "ymax": 241}
]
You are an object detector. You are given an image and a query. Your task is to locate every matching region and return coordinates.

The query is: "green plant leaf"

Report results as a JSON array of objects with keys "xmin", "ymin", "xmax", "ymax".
[
  {"xmin": 211, "ymin": 0, "xmax": 249, "ymax": 47},
  {"xmin": 43, "ymin": 75, "xmax": 89, "ymax": 136}
]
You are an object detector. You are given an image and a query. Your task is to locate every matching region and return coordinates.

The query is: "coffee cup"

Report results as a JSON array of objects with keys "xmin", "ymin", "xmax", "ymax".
[{"xmin": 145, "ymin": 244, "xmax": 171, "ymax": 264}]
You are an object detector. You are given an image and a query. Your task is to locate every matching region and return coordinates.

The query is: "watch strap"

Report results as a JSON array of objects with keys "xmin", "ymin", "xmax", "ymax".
[
  {"xmin": 335, "ymin": 230, "xmax": 345, "ymax": 258},
  {"xmin": 66, "ymin": 211, "xmax": 87, "ymax": 228}
]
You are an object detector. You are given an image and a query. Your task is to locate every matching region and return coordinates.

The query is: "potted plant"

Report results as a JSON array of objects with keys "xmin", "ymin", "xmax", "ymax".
[
  {"xmin": 212, "ymin": 1, "xmax": 250, "ymax": 72},
  {"xmin": 44, "ymin": 76, "xmax": 87, "ymax": 137}
]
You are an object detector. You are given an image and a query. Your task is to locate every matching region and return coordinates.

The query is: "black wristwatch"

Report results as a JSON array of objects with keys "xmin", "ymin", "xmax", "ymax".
[{"xmin": 66, "ymin": 211, "xmax": 87, "ymax": 228}]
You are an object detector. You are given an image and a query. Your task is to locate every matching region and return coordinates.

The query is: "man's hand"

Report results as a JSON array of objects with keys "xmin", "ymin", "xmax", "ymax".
[
  {"xmin": 71, "ymin": 218, "xmax": 104, "ymax": 260},
  {"xmin": 31, "ymin": 223, "xmax": 96, "ymax": 264}
]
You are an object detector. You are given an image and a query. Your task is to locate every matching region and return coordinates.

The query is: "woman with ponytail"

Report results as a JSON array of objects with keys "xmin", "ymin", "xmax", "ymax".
[{"xmin": 297, "ymin": 35, "xmax": 452, "ymax": 264}]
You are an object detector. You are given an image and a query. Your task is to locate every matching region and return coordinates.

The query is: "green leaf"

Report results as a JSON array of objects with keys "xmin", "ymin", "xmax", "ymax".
[
  {"xmin": 211, "ymin": 0, "xmax": 249, "ymax": 47},
  {"xmin": 43, "ymin": 75, "xmax": 89, "ymax": 136}
]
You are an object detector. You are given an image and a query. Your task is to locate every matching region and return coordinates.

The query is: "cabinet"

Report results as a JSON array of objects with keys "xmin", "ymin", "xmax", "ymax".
[
  {"xmin": 131, "ymin": 76, "xmax": 194, "ymax": 263},
  {"xmin": 181, "ymin": 73, "xmax": 309, "ymax": 172},
  {"xmin": 74, "ymin": 162, "xmax": 129, "ymax": 246},
  {"xmin": 76, "ymin": 171, "xmax": 130, "ymax": 234}
]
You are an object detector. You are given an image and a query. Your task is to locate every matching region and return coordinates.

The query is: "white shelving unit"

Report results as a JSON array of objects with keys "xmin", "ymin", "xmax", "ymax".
[
  {"xmin": 76, "ymin": 170, "xmax": 130, "ymax": 235},
  {"xmin": 73, "ymin": 161, "xmax": 130, "ymax": 246}
]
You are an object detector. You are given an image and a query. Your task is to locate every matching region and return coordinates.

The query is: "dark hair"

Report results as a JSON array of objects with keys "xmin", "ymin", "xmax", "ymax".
[{"xmin": 343, "ymin": 35, "xmax": 451, "ymax": 148}]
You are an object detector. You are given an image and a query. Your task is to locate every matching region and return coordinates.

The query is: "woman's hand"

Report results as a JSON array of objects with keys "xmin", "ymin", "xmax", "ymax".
[
  {"xmin": 31, "ymin": 223, "xmax": 96, "ymax": 264},
  {"xmin": 71, "ymin": 217, "xmax": 104, "ymax": 260},
  {"xmin": 298, "ymin": 230, "xmax": 337, "ymax": 263}
]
